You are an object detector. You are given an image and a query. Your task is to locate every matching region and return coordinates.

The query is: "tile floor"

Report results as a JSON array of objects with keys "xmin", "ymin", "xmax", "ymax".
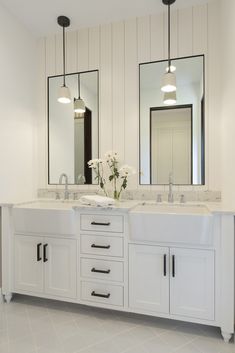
[{"xmin": 0, "ymin": 295, "xmax": 234, "ymax": 353}]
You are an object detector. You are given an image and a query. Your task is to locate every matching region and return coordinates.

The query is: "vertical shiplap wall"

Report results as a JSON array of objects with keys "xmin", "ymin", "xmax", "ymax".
[{"xmin": 37, "ymin": 1, "xmax": 221, "ymax": 192}]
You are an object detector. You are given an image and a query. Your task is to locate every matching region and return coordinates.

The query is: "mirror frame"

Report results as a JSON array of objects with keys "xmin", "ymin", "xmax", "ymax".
[
  {"xmin": 139, "ymin": 54, "xmax": 205, "ymax": 186},
  {"xmin": 47, "ymin": 69, "xmax": 99, "ymax": 185}
]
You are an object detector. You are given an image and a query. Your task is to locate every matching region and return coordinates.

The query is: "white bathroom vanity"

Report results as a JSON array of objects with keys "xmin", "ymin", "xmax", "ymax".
[{"xmin": 1, "ymin": 200, "xmax": 234, "ymax": 343}]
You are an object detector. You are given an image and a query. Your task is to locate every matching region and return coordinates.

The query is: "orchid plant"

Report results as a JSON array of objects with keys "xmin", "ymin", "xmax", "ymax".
[{"xmin": 88, "ymin": 152, "xmax": 135, "ymax": 200}]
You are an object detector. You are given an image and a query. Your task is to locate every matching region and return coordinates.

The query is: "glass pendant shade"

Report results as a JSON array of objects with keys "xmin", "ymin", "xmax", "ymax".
[
  {"xmin": 163, "ymin": 91, "xmax": 177, "ymax": 105},
  {"xmin": 161, "ymin": 71, "xmax": 177, "ymax": 92},
  {"xmin": 74, "ymin": 97, "xmax": 86, "ymax": 113},
  {"xmin": 57, "ymin": 85, "xmax": 71, "ymax": 104}
]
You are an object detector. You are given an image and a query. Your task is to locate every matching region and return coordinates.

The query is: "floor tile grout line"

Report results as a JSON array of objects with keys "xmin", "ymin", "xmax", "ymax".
[
  {"xmin": 25, "ymin": 303, "xmax": 39, "ymax": 353},
  {"xmin": 121, "ymin": 328, "xmax": 199, "ymax": 353},
  {"xmin": 2, "ymin": 298, "xmax": 234, "ymax": 353},
  {"xmin": 75, "ymin": 323, "xmax": 140, "ymax": 353}
]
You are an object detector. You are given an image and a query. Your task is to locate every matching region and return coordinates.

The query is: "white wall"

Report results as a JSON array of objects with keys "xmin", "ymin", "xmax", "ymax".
[
  {"xmin": 220, "ymin": 0, "xmax": 235, "ymax": 206},
  {"xmin": 0, "ymin": 4, "xmax": 37, "ymax": 202},
  {"xmin": 37, "ymin": 1, "xmax": 221, "ymax": 192}
]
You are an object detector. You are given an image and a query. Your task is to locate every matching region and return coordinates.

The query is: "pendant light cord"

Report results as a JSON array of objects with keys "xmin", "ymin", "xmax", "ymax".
[
  {"xmin": 78, "ymin": 74, "xmax": 81, "ymax": 99},
  {"xmin": 168, "ymin": 2, "xmax": 171, "ymax": 72},
  {"xmin": 63, "ymin": 26, "xmax": 66, "ymax": 87}
]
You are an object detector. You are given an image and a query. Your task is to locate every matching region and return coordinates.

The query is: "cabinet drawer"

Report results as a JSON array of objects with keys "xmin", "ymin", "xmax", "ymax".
[
  {"xmin": 81, "ymin": 258, "xmax": 124, "ymax": 282},
  {"xmin": 81, "ymin": 235, "xmax": 123, "ymax": 257},
  {"xmin": 81, "ymin": 281, "xmax": 123, "ymax": 306},
  {"xmin": 80, "ymin": 214, "xmax": 124, "ymax": 233}
]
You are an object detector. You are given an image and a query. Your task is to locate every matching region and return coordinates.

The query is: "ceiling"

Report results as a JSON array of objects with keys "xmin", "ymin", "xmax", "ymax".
[{"xmin": 0, "ymin": 0, "xmax": 214, "ymax": 37}]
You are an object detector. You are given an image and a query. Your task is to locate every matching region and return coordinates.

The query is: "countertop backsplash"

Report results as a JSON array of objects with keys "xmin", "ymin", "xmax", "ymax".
[{"xmin": 38, "ymin": 188, "xmax": 221, "ymax": 203}]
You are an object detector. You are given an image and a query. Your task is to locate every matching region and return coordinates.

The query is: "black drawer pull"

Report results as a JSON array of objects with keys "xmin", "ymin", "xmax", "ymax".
[
  {"xmin": 91, "ymin": 244, "xmax": 111, "ymax": 249},
  {"xmin": 163, "ymin": 254, "xmax": 167, "ymax": 277},
  {"xmin": 37, "ymin": 243, "xmax": 42, "ymax": 262},
  {"xmin": 43, "ymin": 244, "xmax": 48, "ymax": 262},
  {"xmin": 91, "ymin": 291, "xmax": 110, "ymax": 299},
  {"xmin": 91, "ymin": 267, "xmax": 111, "ymax": 274},
  {"xmin": 172, "ymin": 255, "xmax": 175, "ymax": 277},
  {"xmin": 91, "ymin": 221, "xmax": 111, "ymax": 226}
]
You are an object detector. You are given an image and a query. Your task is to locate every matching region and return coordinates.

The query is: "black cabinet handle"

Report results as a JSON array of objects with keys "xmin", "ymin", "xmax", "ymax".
[
  {"xmin": 91, "ymin": 267, "xmax": 111, "ymax": 274},
  {"xmin": 91, "ymin": 244, "xmax": 111, "ymax": 249},
  {"xmin": 163, "ymin": 254, "xmax": 167, "ymax": 277},
  {"xmin": 172, "ymin": 255, "xmax": 175, "ymax": 277},
  {"xmin": 43, "ymin": 244, "xmax": 48, "ymax": 262},
  {"xmin": 91, "ymin": 221, "xmax": 111, "ymax": 226},
  {"xmin": 37, "ymin": 243, "xmax": 42, "ymax": 262},
  {"xmin": 91, "ymin": 291, "xmax": 110, "ymax": 299}
]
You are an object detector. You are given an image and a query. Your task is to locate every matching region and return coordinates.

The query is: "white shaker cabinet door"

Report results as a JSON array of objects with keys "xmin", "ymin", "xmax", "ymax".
[
  {"xmin": 170, "ymin": 248, "xmax": 214, "ymax": 320},
  {"xmin": 129, "ymin": 244, "xmax": 169, "ymax": 314},
  {"xmin": 14, "ymin": 235, "xmax": 43, "ymax": 293},
  {"xmin": 44, "ymin": 238, "xmax": 77, "ymax": 299}
]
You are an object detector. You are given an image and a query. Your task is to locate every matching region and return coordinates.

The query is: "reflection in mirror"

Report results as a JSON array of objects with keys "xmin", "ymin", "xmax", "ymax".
[
  {"xmin": 140, "ymin": 55, "xmax": 205, "ymax": 185},
  {"xmin": 48, "ymin": 70, "xmax": 99, "ymax": 185},
  {"xmin": 151, "ymin": 106, "xmax": 192, "ymax": 184}
]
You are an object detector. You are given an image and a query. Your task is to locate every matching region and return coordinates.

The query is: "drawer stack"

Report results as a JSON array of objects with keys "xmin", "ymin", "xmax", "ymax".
[{"xmin": 80, "ymin": 213, "xmax": 125, "ymax": 307}]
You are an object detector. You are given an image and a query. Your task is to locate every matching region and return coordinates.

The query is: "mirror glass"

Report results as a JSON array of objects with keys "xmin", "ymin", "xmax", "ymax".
[
  {"xmin": 48, "ymin": 70, "xmax": 99, "ymax": 185},
  {"xmin": 139, "ymin": 55, "xmax": 205, "ymax": 185}
]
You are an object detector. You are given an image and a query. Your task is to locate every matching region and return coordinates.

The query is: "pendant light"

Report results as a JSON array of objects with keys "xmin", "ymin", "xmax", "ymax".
[
  {"xmin": 74, "ymin": 74, "xmax": 86, "ymax": 113},
  {"xmin": 165, "ymin": 65, "xmax": 176, "ymax": 73},
  {"xmin": 161, "ymin": 0, "xmax": 177, "ymax": 93},
  {"xmin": 57, "ymin": 16, "xmax": 71, "ymax": 104},
  {"xmin": 164, "ymin": 91, "xmax": 177, "ymax": 105}
]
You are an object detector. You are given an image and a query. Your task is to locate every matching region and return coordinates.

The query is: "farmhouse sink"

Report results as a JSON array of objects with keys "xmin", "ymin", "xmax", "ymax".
[
  {"xmin": 13, "ymin": 200, "xmax": 76, "ymax": 235},
  {"xmin": 15, "ymin": 200, "xmax": 76, "ymax": 210},
  {"xmin": 129, "ymin": 203, "xmax": 213, "ymax": 245}
]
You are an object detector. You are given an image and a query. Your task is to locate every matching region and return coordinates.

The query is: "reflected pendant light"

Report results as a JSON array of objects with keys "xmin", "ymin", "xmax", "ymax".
[
  {"xmin": 164, "ymin": 91, "xmax": 177, "ymax": 105},
  {"xmin": 57, "ymin": 16, "xmax": 71, "ymax": 104},
  {"xmin": 161, "ymin": 0, "xmax": 177, "ymax": 93},
  {"xmin": 74, "ymin": 74, "xmax": 86, "ymax": 113}
]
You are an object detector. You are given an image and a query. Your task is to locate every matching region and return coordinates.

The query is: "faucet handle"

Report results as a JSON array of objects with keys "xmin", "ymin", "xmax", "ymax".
[
  {"xmin": 180, "ymin": 194, "xmax": 185, "ymax": 203},
  {"xmin": 73, "ymin": 192, "xmax": 78, "ymax": 200},
  {"xmin": 157, "ymin": 194, "xmax": 162, "ymax": 203},
  {"xmin": 169, "ymin": 172, "xmax": 173, "ymax": 184}
]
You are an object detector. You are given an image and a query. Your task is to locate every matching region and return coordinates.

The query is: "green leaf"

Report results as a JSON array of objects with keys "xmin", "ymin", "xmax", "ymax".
[{"xmin": 122, "ymin": 178, "xmax": 127, "ymax": 189}]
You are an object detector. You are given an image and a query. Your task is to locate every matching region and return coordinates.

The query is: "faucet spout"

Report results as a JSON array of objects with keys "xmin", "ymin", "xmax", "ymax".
[
  {"xmin": 168, "ymin": 173, "xmax": 174, "ymax": 203},
  {"xmin": 59, "ymin": 173, "xmax": 69, "ymax": 200}
]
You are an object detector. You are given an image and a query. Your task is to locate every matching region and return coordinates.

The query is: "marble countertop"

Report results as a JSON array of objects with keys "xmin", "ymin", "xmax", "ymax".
[{"xmin": 6, "ymin": 198, "xmax": 235, "ymax": 215}]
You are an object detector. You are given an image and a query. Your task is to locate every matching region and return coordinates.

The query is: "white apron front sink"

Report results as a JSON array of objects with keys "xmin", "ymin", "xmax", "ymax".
[
  {"xmin": 129, "ymin": 203, "xmax": 213, "ymax": 245},
  {"xmin": 13, "ymin": 201, "xmax": 76, "ymax": 236}
]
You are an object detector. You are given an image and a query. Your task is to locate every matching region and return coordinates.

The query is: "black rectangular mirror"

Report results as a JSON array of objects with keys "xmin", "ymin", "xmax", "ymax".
[
  {"xmin": 48, "ymin": 70, "xmax": 99, "ymax": 185},
  {"xmin": 139, "ymin": 55, "xmax": 205, "ymax": 185}
]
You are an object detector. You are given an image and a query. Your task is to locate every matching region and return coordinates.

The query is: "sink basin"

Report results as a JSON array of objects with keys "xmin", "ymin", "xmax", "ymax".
[
  {"xmin": 13, "ymin": 200, "xmax": 76, "ymax": 235},
  {"xmin": 15, "ymin": 200, "xmax": 77, "ymax": 210},
  {"xmin": 129, "ymin": 203, "xmax": 213, "ymax": 245}
]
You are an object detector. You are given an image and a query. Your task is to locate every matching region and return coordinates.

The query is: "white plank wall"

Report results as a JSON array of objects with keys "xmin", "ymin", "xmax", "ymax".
[
  {"xmin": 67, "ymin": 31, "xmax": 77, "ymax": 73},
  {"xmin": 77, "ymin": 29, "xmax": 89, "ymax": 72},
  {"xmin": 178, "ymin": 7, "xmax": 193, "ymax": 57},
  {"xmin": 37, "ymin": 2, "xmax": 221, "ymax": 191},
  {"xmin": 150, "ymin": 13, "xmax": 164, "ymax": 62},
  {"xmin": 100, "ymin": 24, "xmax": 113, "ymax": 156},
  {"xmin": 112, "ymin": 22, "xmax": 125, "ymax": 162},
  {"xmin": 124, "ymin": 18, "xmax": 138, "ymax": 189}
]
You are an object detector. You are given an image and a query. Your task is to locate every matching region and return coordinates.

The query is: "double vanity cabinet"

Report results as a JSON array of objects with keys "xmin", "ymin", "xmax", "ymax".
[{"xmin": 1, "ymin": 201, "xmax": 234, "ymax": 343}]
